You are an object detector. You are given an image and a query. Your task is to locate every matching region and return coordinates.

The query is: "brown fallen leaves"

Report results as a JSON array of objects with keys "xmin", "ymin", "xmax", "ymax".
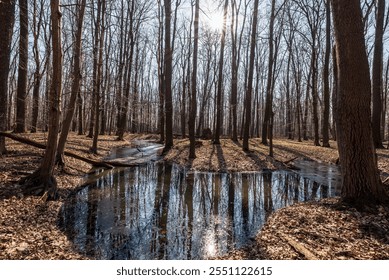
[{"xmin": 1, "ymin": 133, "xmax": 389, "ymax": 259}]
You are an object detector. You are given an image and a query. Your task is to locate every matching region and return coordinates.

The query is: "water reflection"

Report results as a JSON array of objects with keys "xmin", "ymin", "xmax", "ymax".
[{"xmin": 60, "ymin": 162, "xmax": 341, "ymax": 260}]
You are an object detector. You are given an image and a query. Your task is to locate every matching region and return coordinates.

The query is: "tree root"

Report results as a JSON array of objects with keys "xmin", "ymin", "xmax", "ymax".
[{"xmin": 19, "ymin": 169, "xmax": 58, "ymax": 200}]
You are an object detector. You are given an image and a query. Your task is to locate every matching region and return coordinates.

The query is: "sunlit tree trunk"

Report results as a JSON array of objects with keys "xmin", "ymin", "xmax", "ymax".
[
  {"xmin": 21, "ymin": 0, "xmax": 62, "ymax": 199},
  {"xmin": 331, "ymin": 0, "xmax": 387, "ymax": 206},
  {"xmin": 56, "ymin": 0, "xmax": 86, "ymax": 164}
]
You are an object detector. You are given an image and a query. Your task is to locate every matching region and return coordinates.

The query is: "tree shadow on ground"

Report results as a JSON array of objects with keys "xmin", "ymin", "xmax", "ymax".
[
  {"xmin": 272, "ymin": 144, "xmax": 315, "ymax": 161},
  {"xmin": 233, "ymin": 140, "xmax": 269, "ymax": 170},
  {"xmin": 215, "ymin": 144, "xmax": 227, "ymax": 172}
]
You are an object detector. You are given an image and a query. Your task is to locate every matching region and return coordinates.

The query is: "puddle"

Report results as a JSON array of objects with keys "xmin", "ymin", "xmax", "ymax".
[{"xmin": 59, "ymin": 143, "xmax": 341, "ymax": 260}]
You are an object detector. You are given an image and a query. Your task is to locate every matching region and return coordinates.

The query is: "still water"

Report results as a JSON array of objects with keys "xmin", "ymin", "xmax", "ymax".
[{"xmin": 59, "ymin": 144, "xmax": 341, "ymax": 260}]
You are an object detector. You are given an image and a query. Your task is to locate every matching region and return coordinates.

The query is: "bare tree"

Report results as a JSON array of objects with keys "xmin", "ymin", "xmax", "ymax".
[
  {"xmin": 21, "ymin": 0, "xmax": 63, "ymax": 199},
  {"xmin": 189, "ymin": 0, "xmax": 199, "ymax": 159},
  {"xmin": 214, "ymin": 0, "xmax": 229, "ymax": 144},
  {"xmin": 242, "ymin": 0, "xmax": 259, "ymax": 151},
  {"xmin": 163, "ymin": 0, "xmax": 174, "ymax": 151},
  {"xmin": 322, "ymin": 0, "xmax": 331, "ymax": 147},
  {"xmin": 56, "ymin": 0, "xmax": 86, "ymax": 165}
]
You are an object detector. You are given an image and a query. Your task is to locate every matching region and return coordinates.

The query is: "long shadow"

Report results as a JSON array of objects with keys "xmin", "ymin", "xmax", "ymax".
[
  {"xmin": 215, "ymin": 144, "xmax": 227, "ymax": 172},
  {"xmin": 376, "ymin": 151, "xmax": 389, "ymax": 159},
  {"xmin": 272, "ymin": 144, "xmax": 315, "ymax": 161},
  {"xmin": 234, "ymin": 140, "xmax": 267, "ymax": 170}
]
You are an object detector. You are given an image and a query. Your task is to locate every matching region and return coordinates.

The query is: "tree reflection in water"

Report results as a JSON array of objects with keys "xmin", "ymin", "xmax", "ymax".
[{"xmin": 60, "ymin": 161, "xmax": 340, "ymax": 260}]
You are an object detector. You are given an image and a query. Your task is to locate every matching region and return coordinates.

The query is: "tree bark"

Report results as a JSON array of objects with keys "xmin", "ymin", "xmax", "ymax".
[
  {"xmin": 22, "ymin": 0, "xmax": 62, "ymax": 199},
  {"xmin": 15, "ymin": 0, "xmax": 28, "ymax": 133},
  {"xmin": 189, "ymin": 0, "xmax": 199, "ymax": 159},
  {"xmin": 163, "ymin": 0, "xmax": 174, "ymax": 151},
  {"xmin": 56, "ymin": 0, "xmax": 86, "ymax": 164},
  {"xmin": 262, "ymin": 0, "xmax": 275, "ymax": 145},
  {"xmin": 372, "ymin": 0, "xmax": 385, "ymax": 148},
  {"xmin": 214, "ymin": 0, "xmax": 229, "ymax": 144},
  {"xmin": 331, "ymin": 0, "xmax": 387, "ymax": 206},
  {"xmin": 243, "ymin": 0, "xmax": 259, "ymax": 151},
  {"xmin": 0, "ymin": 0, "xmax": 16, "ymax": 154},
  {"xmin": 322, "ymin": 0, "xmax": 331, "ymax": 147}
]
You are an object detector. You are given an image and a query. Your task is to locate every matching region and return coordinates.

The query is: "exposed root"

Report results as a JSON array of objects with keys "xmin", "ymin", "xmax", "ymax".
[{"xmin": 19, "ymin": 170, "xmax": 58, "ymax": 200}]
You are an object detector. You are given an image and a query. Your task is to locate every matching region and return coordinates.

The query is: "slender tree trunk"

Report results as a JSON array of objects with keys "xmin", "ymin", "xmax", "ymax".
[
  {"xmin": 163, "ymin": 0, "xmax": 173, "ymax": 151},
  {"xmin": 22, "ymin": 0, "xmax": 62, "ymax": 199},
  {"xmin": 311, "ymin": 46, "xmax": 320, "ymax": 146},
  {"xmin": 91, "ymin": 0, "xmax": 105, "ymax": 154},
  {"xmin": 372, "ymin": 0, "xmax": 385, "ymax": 148},
  {"xmin": 332, "ymin": 45, "xmax": 338, "ymax": 141},
  {"xmin": 189, "ymin": 0, "xmax": 199, "ymax": 159},
  {"xmin": 331, "ymin": 0, "xmax": 387, "ymax": 206},
  {"xmin": 0, "ymin": 0, "xmax": 16, "ymax": 154},
  {"xmin": 56, "ymin": 0, "xmax": 86, "ymax": 164},
  {"xmin": 214, "ymin": 0, "xmax": 228, "ymax": 144},
  {"xmin": 243, "ymin": 0, "xmax": 259, "ymax": 151},
  {"xmin": 15, "ymin": 0, "xmax": 28, "ymax": 133},
  {"xmin": 31, "ymin": 0, "xmax": 43, "ymax": 133},
  {"xmin": 322, "ymin": 0, "xmax": 331, "ymax": 147},
  {"xmin": 262, "ymin": 0, "xmax": 275, "ymax": 145}
]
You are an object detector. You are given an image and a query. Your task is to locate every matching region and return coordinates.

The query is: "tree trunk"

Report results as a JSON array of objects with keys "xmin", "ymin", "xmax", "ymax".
[
  {"xmin": 243, "ymin": 0, "xmax": 259, "ymax": 151},
  {"xmin": 372, "ymin": 0, "xmax": 385, "ymax": 148},
  {"xmin": 163, "ymin": 0, "xmax": 173, "ymax": 151},
  {"xmin": 22, "ymin": 0, "xmax": 62, "ymax": 199},
  {"xmin": 322, "ymin": 0, "xmax": 331, "ymax": 147},
  {"xmin": 56, "ymin": 0, "xmax": 86, "ymax": 164},
  {"xmin": 15, "ymin": 0, "xmax": 28, "ymax": 133},
  {"xmin": 31, "ymin": 0, "xmax": 43, "ymax": 133},
  {"xmin": 91, "ymin": 0, "xmax": 106, "ymax": 154},
  {"xmin": 331, "ymin": 0, "xmax": 387, "ymax": 206},
  {"xmin": 189, "ymin": 0, "xmax": 199, "ymax": 159},
  {"xmin": 0, "ymin": 0, "xmax": 16, "ymax": 154},
  {"xmin": 262, "ymin": 0, "xmax": 275, "ymax": 145},
  {"xmin": 214, "ymin": 0, "xmax": 229, "ymax": 144}
]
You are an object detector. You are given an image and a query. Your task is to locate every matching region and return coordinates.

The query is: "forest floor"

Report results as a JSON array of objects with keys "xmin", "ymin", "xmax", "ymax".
[{"xmin": 0, "ymin": 133, "xmax": 388, "ymax": 259}]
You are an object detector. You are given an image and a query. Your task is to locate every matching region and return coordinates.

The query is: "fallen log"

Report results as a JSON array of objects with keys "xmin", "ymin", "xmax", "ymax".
[
  {"xmin": 279, "ymin": 233, "xmax": 318, "ymax": 260},
  {"xmin": 0, "ymin": 132, "xmax": 140, "ymax": 169}
]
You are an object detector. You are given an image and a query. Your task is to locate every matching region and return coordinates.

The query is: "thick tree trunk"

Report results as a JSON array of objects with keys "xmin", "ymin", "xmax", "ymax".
[
  {"xmin": 0, "ymin": 0, "xmax": 16, "ymax": 154},
  {"xmin": 331, "ymin": 0, "xmax": 387, "ymax": 206}
]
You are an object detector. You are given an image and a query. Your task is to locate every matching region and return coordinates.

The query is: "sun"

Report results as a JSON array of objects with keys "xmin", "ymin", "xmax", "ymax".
[{"xmin": 206, "ymin": 11, "xmax": 225, "ymax": 31}]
